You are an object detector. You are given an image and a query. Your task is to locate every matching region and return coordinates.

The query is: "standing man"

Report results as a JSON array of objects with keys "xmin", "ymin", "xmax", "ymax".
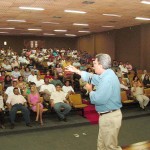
[{"xmin": 66, "ymin": 53, "xmax": 122, "ymax": 150}]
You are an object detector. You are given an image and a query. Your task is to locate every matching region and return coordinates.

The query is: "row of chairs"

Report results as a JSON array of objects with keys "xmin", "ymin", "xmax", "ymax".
[{"xmin": 16, "ymin": 94, "xmax": 88, "ymax": 117}]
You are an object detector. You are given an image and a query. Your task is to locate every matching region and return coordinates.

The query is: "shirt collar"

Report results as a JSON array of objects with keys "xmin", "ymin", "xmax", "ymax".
[{"xmin": 99, "ymin": 69, "xmax": 111, "ymax": 79}]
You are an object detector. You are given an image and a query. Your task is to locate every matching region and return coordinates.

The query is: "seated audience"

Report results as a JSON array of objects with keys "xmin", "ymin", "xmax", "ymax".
[
  {"xmin": 44, "ymin": 70, "xmax": 54, "ymax": 80},
  {"xmin": 35, "ymin": 75, "xmax": 44, "ymax": 90},
  {"xmin": 0, "ymin": 92, "xmax": 5, "ymax": 129},
  {"xmin": 4, "ymin": 60, "xmax": 12, "ymax": 72},
  {"xmin": 0, "ymin": 71, "xmax": 6, "ymax": 83},
  {"xmin": 17, "ymin": 76, "xmax": 26, "ymax": 92},
  {"xmin": 50, "ymin": 84, "xmax": 71, "ymax": 122},
  {"xmin": 6, "ymin": 88, "xmax": 32, "ymax": 129},
  {"xmin": 4, "ymin": 80, "xmax": 20, "ymax": 100},
  {"xmin": 23, "ymin": 67, "xmax": 31, "ymax": 82},
  {"xmin": 39, "ymin": 78, "xmax": 56, "ymax": 102},
  {"xmin": 131, "ymin": 80, "xmax": 149, "ymax": 110},
  {"xmin": 126, "ymin": 61, "xmax": 132, "ymax": 72},
  {"xmin": 50, "ymin": 75, "xmax": 63, "ymax": 87},
  {"xmin": 143, "ymin": 74, "xmax": 150, "ymax": 88},
  {"xmin": 141, "ymin": 70, "xmax": 148, "ymax": 81},
  {"xmin": 28, "ymin": 86, "xmax": 43, "ymax": 125},
  {"xmin": 27, "ymin": 69, "xmax": 37, "ymax": 83},
  {"xmin": 3, "ymin": 75, "xmax": 12, "ymax": 91},
  {"xmin": 62, "ymin": 80, "xmax": 75, "ymax": 97},
  {"xmin": 11, "ymin": 67, "xmax": 21, "ymax": 80}
]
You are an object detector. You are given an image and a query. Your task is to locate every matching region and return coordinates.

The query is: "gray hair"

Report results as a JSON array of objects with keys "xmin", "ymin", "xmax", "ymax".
[{"xmin": 96, "ymin": 53, "xmax": 111, "ymax": 69}]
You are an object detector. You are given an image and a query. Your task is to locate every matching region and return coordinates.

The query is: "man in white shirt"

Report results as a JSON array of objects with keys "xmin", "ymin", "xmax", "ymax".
[
  {"xmin": 5, "ymin": 81, "xmax": 20, "ymax": 99},
  {"xmin": 39, "ymin": 78, "xmax": 56, "ymax": 102},
  {"xmin": 27, "ymin": 70, "xmax": 37, "ymax": 83},
  {"xmin": 131, "ymin": 82, "xmax": 149, "ymax": 110},
  {"xmin": 35, "ymin": 75, "xmax": 44, "ymax": 89},
  {"xmin": 6, "ymin": 88, "xmax": 32, "ymax": 129},
  {"xmin": 50, "ymin": 84, "xmax": 71, "ymax": 121}
]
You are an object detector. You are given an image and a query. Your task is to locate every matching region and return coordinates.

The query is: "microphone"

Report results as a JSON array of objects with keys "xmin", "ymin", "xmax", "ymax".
[{"xmin": 88, "ymin": 75, "xmax": 92, "ymax": 84}]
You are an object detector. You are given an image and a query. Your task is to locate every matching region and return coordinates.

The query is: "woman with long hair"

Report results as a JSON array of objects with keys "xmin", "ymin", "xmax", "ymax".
[{"xmin": 28, "ymin": 86, "xmax": 44, "ymax": 125}]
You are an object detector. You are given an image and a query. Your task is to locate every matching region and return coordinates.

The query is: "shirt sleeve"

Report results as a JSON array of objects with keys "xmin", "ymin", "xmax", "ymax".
[
  {"xmin": 50, "ymin": 92, "xmax": 55, "ymax": 100},
  {"xmin": 81, "ymin": 71, "xmax": 101, "ymax": 86},
  {"xmin": 89, "ymin": 79, "xmax": 113, "ymax": 105}
]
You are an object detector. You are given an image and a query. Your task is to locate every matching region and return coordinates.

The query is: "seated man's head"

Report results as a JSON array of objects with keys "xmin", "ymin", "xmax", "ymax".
[
  {"xmin": 44, "ymin": 77, "xmax": 49, "ymax": 84},
  {"xmin": 13, "ymin": 81, "xmax": 18, "ymax": 87},
  {"xmin": 14, "ymin": 66, "xmax": 19, "ymax": 71},
  {"xmin": 13, "ymin": 87, "xmax": 19, "ymax": 95},
  {"xmin": 55, "ymin": 84, "xmax": 62, "ymax": 92},
  {"xmin": 31, "ymin": 70, "xmax": 35, "ymax": 75}
]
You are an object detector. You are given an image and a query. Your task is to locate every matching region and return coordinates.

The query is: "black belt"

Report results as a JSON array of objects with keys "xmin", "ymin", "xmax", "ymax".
[{"xmin": 100, "ymin": 109, "xmax": 118, "ymax": 116}]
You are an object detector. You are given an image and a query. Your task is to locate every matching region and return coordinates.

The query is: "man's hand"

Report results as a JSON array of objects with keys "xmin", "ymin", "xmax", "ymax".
[{"xmin": 85, "ymin": 83, "xmax": 93, "ymax": 93}]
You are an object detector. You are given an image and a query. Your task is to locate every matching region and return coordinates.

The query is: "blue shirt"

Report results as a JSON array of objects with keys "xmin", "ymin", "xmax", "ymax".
[{"xmin": 81, "ymin": 69, "xmax": 122, "ymax": 113}]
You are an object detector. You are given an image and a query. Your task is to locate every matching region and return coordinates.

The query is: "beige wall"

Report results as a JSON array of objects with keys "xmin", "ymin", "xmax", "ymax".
[
  {"xmin": 77, "ymin": 31, "xmax": 115, "ymax": 58},
  {"xmin": 95, "ymin": 31, "xmax": 115, "ymax": 59},
  {"xmin": 77, "ymin": 24, "xmax": 150, "ymax": 71},
  {"xmin": 141, "ymin": 24, "xmax": 150, "ymax": 71},
  {"xmin": 115, "ymin": 26, "xmax": 141, "ymax": 69},
  {"xmin": 77, "ymin": 35, "xmax": 95, "ymax": 55}
]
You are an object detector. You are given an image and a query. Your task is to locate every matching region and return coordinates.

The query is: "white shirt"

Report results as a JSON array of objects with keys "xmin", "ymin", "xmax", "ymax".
[
  {"xmin": 62, "ymin": 86, "xmax": 74, "ymax": 93},
  {"xmin": 4, "ymin": 65, "xmax": 12, "ymax": 70},
  {"xmin": 50, "ymin": 91, "xmax": 66, "ymax": 104},
  {"xmin": 6, "ymin": 94, "xmax": 26, "ymax": 106},
  {"xmin": 40, "ymin": 84, "xmax": 56, "ymax": 93},
  {"xmin": 120, "ymin": 84, "xmax": 129, "ymax": 90},
  {"xmin": 11, "ymin": 71, "xmax": 21, "ymax": 78},
  {"xmin": 35, "ymin": 79, "xmax": 44, "ymax": 87},
  {"xmin": 28, "ymin": 74, "xmax": 37, "ymax": 83},
  {"xmin": 0, "ymin": 96, "xmax": 4, "ymax": 110},
  {"xmin": 5, "ymin": 86, "xmax": 21, "ymax": 96},
  {"xmin": 131, "ymin": 87, "xmax": 144, "ymax": 96}
]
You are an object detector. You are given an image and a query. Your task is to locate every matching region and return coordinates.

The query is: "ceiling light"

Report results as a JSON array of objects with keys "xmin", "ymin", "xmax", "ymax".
[
  {"xmin": 102, "ymin": 14, "xmax": 121, "ymax": 17},
  {"xmin": 73, "ymin": 23, "xmax": 89, "ymax": 26},
  {"xmin": 19, "ymin": 6, "xmax": 44, "ymax": 11},
  {"xmin": 135, "ymin": 17, "xmax": 150, "ymax": 20},
  {"xmin": 28, "ymin": 28, "xmax": 42, "ymax": 31},
  {"xmin": 7, "ymin": 19, "xmax": 26, "ymax": 22},
  {"xmin": 64, "ymin": 10, "xmax": 87, "ymax": 14},
  {"xmin": 20, "ymin": 33, "xmax": 33, "ymax": 34},
  {"xmin": 0, "ymin": 32, "xmax": 8, "ymax": 33},
  {"xmin": 78, "ymin": 31, "xmax": 90, "ymax": 33},
  {"xmin": 102, "ymin": 26, "xmax": 114, "ymax": 28},
  {"xmin": 54, "ymin": 30, "xmax": 67, "ymax": 32},
  {"xmin": 0, "ymin": 28, "xmax": 15, "ymax": 30},
  {"xmin": 141, "ymin": 0, "xmax": 150, "ymax": 4},
  {"xmin": 42, "ymin": 22, "xmax": 60, "ymax": 24},
  {"xmin": 43, "ymin": 33, "xmax": 56, "ymax": 35},
  {"xmin": 65, "ymin": 34, "xmax": 77, "ymax": 37}
]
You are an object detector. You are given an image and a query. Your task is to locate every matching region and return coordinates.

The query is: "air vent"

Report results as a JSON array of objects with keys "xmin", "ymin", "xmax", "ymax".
[
  {"xmin": 82, "ymin": 27, "xmax": 89, "ymax": 29},
  {"xmin": 109, "ymin": 21, "xmax": 117, "ymax": 23},
  {"xmin": 53, "ymin": 16, "xmax": 62, "ymax": 19},
  {"xmin": 82, "ymin": 0, "xmax": 95, "ymax": 4}
]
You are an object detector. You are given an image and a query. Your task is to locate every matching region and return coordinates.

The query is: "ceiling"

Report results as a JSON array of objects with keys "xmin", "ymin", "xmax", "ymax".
[{"xmin": 0, "ymin": 0, "xmax": 149, "ymax": 37}]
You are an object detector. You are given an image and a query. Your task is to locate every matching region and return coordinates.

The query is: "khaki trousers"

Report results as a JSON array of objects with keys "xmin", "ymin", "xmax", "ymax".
[{"xmin": 97, "ymin": 109, "xmax": 122, "ymax": 150}]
